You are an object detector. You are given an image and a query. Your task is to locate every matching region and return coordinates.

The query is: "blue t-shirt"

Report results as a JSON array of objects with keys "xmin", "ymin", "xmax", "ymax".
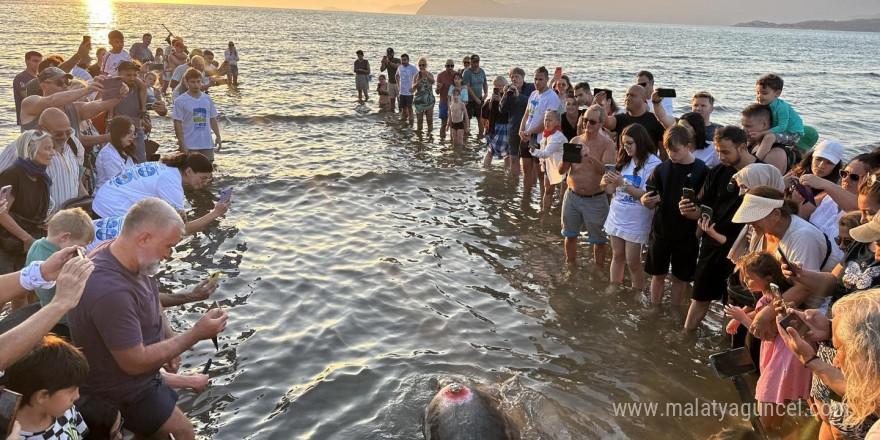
[{"xmin": 463, "ymin": 68, "xmax": 486, "ymax": 100}]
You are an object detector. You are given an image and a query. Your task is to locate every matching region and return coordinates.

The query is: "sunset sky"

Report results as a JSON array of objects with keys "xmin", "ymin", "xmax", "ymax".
[{"xmin": 108, "ymin": 0, "xmax": 879, "ymax": 23}]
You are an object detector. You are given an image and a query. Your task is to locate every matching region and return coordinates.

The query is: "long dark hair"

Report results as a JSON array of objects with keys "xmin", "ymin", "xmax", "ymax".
[
  {"xmin": 679, "ymin": 112, "xmax": 707, "ymax": 150},
  {"xmin": 160, "ymin": 152, "xmax": 213, "ymax": 173},
  {"xmin": 791, "ymin": 150, "xmax": 842, "ymax": 185},
  {"xmin": 108, "ymin": 116, "xmax": 140, "ymax": 164},
  {"xmin": 615, "ymin": 123, "xmax": 653, "ymax": 177}
]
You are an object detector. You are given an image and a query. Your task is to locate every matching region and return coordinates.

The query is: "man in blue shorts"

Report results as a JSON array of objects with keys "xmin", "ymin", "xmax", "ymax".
[{"xmin": 69, "ymin": 198, "xmax": 228, "ymax": 440}]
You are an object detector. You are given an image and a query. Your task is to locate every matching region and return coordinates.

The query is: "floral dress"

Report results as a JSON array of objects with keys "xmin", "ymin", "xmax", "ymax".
[{"xmin": 413, "ymin": 77, "xmax": 435, "ymax": 113}]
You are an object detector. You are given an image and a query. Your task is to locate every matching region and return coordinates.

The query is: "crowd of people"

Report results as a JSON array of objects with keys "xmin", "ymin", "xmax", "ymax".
[
  {"xmin": 354, "ymin": 48, "xmax": 880, "ymax": 438},
  {"xmin": 2, "ymin": 28, "xmax": 238, "ymax": 440}
]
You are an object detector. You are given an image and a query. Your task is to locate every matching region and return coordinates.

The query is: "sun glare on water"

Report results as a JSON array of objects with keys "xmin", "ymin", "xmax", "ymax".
[{"xmin": 85, "ymin": 0, "xmax": 116, "ymax": 41}]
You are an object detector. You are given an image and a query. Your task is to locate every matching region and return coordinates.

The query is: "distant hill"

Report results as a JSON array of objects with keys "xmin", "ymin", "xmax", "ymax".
[{"xmin": 734, "ymin": 18, "xmax": 880, "ymax": 32}]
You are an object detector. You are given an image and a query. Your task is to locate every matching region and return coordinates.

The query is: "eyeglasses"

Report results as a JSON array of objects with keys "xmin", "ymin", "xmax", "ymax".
[
  {"xmin": 840, "ymin": 169, "xmax": 862, "ymax": 182},
  {"xmin": 463, "ymin": 61, "xmax": 471, "ymax": 65},
  {"xmin": 835, "ymin": 236, "xmax": 854, "ymax": 247}
]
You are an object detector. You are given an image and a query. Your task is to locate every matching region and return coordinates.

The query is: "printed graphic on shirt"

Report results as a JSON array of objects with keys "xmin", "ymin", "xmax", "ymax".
[
  {"xmin": 113, "ymin": 162, "xmax": 159, "ymax": 186},
  {"xmin": 619, "ymin": 175, "xmax": 643, "ymax": 204},
  {"xmin": 194, "ymin": 107, "xmax": 208, "ymax": 130}
]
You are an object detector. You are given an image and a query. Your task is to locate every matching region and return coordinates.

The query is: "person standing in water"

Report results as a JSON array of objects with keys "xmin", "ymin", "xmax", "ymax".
[{"xmin": 224, "ymin": 41, "xmax": 239, "ymax": 86}]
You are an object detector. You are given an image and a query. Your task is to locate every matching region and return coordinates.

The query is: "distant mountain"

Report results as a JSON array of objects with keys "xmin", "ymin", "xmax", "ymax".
[
  {"xmin": 417, "ymin": 0, "xmax": 504, "ymax": 17},
  {"xmin": 383, "ymin": 1, "xmax": 424, "ymax": 14},
  {"xmin": 734, "ymin": 18, "xmax": 880, "ymax": 32}
]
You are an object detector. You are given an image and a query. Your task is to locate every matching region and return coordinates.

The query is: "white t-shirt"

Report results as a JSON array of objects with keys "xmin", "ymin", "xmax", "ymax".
[
  {"xmin": 810, "ymin": 194, "xmax": 844, "ymax": 262},
  {"xmin": 646, "ymin": 97, "xmax": 674, "ymax": 116},
  {"xmin": 396, "ymin": 64, "xmax": 419, "ymax": 97},
  {"xmin": 224, "ymin": 49, "xmax": 239, "ymax": 65},
  {"xmin": 95, "ymin": 144, "xmax": 136, "ymax": 190},
  {"xmin": 604, "ymin": 154, "xmax": 662, "ymax": 238},
  {"xmin": 101, "ymin": 50, "xmax": 132, "ymax": 77},
  {"xmin": 171, "ymin": 68, "xmax": 209, "ymax": 101},
  {"xmin": 87, "ymin": 215, "xmax": 125, "ymax": 253},
  {"xmin": 172, "ymin": 92, "xmax": 218, "ymax": 151},
  {"xmin": 530, "ymin": 131, "xmax": 567, "ymax": 185},
  {"xmin": 693, "ymin": 142, "xmax": 720, "ymax": 169},
  {"xmin": 171, "ymin": 63, "xmax": 189, "ymax": 83},
  {"xmin": 524, "ymin": 89, "xmax": 561, "ymax": 135},
  {"xmin": 92, "ymin": 162, "xmax": 185, "ymax": 218}
]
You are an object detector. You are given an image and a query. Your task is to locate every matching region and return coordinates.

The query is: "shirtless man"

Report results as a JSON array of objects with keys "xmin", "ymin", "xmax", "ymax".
[{"xmin": 558, "ymin": 105, "xmax": 617, "ymax": 265}]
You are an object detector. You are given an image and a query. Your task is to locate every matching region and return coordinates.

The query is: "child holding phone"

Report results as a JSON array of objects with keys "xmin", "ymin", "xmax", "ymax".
[
  {"xmin": 724, "ymin": 251, "xmax": 812, "ymax": 430},
  {"xmin": 642, "ymin": 126, "xmax": 708, "ymax": 305}
]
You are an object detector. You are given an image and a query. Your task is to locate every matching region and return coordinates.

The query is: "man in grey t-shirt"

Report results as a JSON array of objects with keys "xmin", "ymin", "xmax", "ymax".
[{"xmin": 129, "ymin": 33, "xmax": 154, "ymax": 63}]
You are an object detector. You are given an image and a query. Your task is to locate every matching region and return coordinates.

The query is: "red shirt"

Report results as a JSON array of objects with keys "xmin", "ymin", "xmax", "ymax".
[{"xmin": 436, "ymin": 70, "xmax": 454, "ymax": 104}]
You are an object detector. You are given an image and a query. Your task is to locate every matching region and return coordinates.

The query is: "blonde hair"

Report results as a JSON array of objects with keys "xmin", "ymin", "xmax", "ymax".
[
  {"xmin": 15, "ymin": 130, "xmax": 51, "ymax": 161},
  {"xmin": 48, "ymin": 208, "xmax": 95, "ymax": 241},
  {"xmin": 493, "ymin": 75, "xmax": 508, "ymax": 88},
  {"xmin": 832, "ymin": 289, "xmax": 880, "ymax": 426}
]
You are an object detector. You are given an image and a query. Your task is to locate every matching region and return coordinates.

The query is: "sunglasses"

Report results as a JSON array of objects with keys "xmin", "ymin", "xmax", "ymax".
[
  {"xmin": 445, "ymin": 64, "xmax": 454, "ymax": 67},
  {"xmin": 835, "ymin": 236, "xmax": 854, "ymax": 247},
  {"xmin": 840, "ymin": 169, "xmax": 862, "ymax": 182},
  {"xmin": 463, "ymin": 61, "xmax": 471, "ymax": 65},
  {"xmin": 585, "ymin": 119, "xmax": 601, "ymax": 125}
]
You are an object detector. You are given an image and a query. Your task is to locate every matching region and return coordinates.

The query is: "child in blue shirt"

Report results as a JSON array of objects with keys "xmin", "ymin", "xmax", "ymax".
[{"xmin": 752, "ymin": 74, "xmax": 804, "ymax": 161}]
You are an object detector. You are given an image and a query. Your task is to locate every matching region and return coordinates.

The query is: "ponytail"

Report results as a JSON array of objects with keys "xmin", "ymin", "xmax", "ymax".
[{"xmin": 160, "ymin": 152, "xmax": 213, "ymax": 173}]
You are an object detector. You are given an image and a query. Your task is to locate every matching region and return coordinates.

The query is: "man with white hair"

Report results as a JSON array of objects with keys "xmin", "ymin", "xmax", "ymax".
[{"xmin": 69, "ymin": 198, "xmax": 228, "ymax": 440}]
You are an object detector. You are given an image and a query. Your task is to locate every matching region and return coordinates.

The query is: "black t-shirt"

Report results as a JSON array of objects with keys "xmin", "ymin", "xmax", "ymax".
[
  {"xmin": 647, "ymin": 159, "xmax": 708, "ymax": 241},
  {"xmin": 696, "ymin": 164, "xmax": 744, "ymax": 252},
  {"xmin": 561, "ymin": 114, "xmax": 577, "ymax": 140},
  {"xmin": 613, "ymin": 112, "xmax": 665, "ymax": 148},
  {"xmin": 0, "ymin": 166, "xmax": 49, "ymax": 229},
  {"xmin": 385, "ymin": 57, "xmax": 400, "ymax": 84}
]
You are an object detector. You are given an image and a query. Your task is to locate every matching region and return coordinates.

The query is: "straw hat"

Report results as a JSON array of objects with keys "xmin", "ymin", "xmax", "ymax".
[
  {"xmin": 732, "ymin": 193, "xmax": 784, "ymax": 224},
  {"xmin": 850, "ymin": 214, "xmax": 880, "ymax": 243}
]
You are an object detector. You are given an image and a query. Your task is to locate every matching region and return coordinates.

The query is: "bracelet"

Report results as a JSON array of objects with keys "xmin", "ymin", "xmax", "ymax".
[{"xmin": 803, "ymin": 355, "xmax": 820, "ymax": 367}]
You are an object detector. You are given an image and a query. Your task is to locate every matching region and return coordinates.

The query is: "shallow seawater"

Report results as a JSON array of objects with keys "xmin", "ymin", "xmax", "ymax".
[{"xmin": 1, "ymin": 1, "xmax": 879, "ymax": 438}]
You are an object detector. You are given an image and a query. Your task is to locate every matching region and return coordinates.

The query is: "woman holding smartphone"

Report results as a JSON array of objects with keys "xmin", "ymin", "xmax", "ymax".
[
  {"xmin": 412, "ymin": 57, "xmax": 435, "ymax": 134},
  {"xmin": 601, "ymin": 123, "xmax": 661, "ymax": 290}
]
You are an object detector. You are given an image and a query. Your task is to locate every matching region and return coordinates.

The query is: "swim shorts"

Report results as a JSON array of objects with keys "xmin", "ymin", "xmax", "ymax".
[
  {"xmin": 487, "ymin": 123, "xmax": 510, "ymax": 159},
  {"xmin": 561, "ymin": 188, "xmax": 609, "ymax": 244},
  {"xmin": 355, "ymin": 74, "xmax": 368, "ymax": 91},
  {"xmin": 507, "ymin": 128, "xmax": 521, "ymax": 158},
  {"xmin": 773, "ymin": 131, "xmax": 801, "ymax": 147},
  {"xmin": 466, "ymin": 100, "xmax": 479, "ymax": 119},
  {"xmin": 399, "ymin": 94, "xmax": 413, "ymax": 109},
  {"xmin": 451, "ymin": 121, "xmax": 465, "ymax": 130},
  {"xmin": 120, "ymin": 378, "xmax": 180, "ymax": 437},
  {"xmin": 387, "ymin": 83, "xmax": 399, "ymax": 100}
]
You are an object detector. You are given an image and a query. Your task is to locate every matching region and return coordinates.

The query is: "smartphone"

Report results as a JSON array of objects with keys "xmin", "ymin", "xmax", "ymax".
[
  {"xmin": 201, "ymin": 358, "xmax": 213, "ymax": 375},
  {"xmin": 777, "ymin": 248, "xmax": 792, "ymax": 268},
  {"xmin": 0, "ymin": 185, "xmax": 11, "ymax": 201},
  {"xmin": 645, "ymin": 184, "xmax": 657, "ymax": 195},
  {"xmin": 0, "ymin": 389, "xmax": 22, "ymax": 438},
  {"xmin": 83, "ymin": 35, "xmax": 91, "ymax": 45},
  {"xmin": 553, "ymin": 67, "xmax": 562, "ymax": 82},
  {"xmin": 593, "ymin": 88, "xmax": 612, "ymax": 100},
  {"xmin": 562, "ymin": 143, "xmax": 582, "ymax": 164},
  {"xmin": 708, "ymin": 347, "xmax": 756, "ymax": 379},
  {"xmin": 788, "ymin": 177, "xmax": 817, "ymax": 206},
  {"xmin": 604, "ymin": 164, "xmax": 617, "ymax": 173},
  {"xmin": 657, "ymin": 88, "xmax": 677, "ymax": 98},
  {"xmin": 219, "ymin": 188, "xmax": 233, "ymax": 203},
  {"xmin": 76, "ymin": 247, "xmax": 86, "ymax": 260},
  {"xmin": 700, "ymin": 205, "xmax": 713, "ymax": 221},
  {"xmin": 681, "ymin": 187, "xmax": 695, "ymax": 203},
  {"xmin": 101, "ymin": 77, "xmax": 124, "ymax": 100},
  {"xmin": 779, "ymin": 313, "xmax": 810, "ymax": 338}
]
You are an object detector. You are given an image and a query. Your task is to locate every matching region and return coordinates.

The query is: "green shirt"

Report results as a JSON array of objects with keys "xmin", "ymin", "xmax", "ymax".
[
  {"xmin": 768, "ymin": 98, "xmax": 804, "ymax": 135},
  {"xmin": 25, "ymin": 238, "xmax": 64, "ymax": 323}
]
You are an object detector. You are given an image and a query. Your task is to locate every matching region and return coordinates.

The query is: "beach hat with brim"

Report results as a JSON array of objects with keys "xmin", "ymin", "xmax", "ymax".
[
  {"xmin": 796, "ymin": 126, "xmax": 819, "ymax": 151},
  {"xmin": 850, "ymin": 214, "xmax": 880, "ymax": 243},
  {"xmin": 732, "ymin": 193, "xmax": 784, "ymax": 224}
]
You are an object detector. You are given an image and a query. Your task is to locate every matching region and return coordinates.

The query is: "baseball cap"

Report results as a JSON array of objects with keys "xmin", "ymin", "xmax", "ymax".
[
  {"xmin": 386, "ymin": 47, "xmax": 394, "ymax": 54},
  {"xmin": 850, "ymin": 211, "xmax": 880, "ymax": 243},
  {"xmin": 813, "ymin": 140, "xmax": 844, "ymax": 165},
  {"xmin": 37, "ymin": 66, "xmax": 73, "ymax": 83},
  {"xmin": 117, "ymin": 60, "xmax": 139, "ymax": 72},
  {"xmin": 796, "ymin": 126, "xmax": 819, "ymax": 151}
]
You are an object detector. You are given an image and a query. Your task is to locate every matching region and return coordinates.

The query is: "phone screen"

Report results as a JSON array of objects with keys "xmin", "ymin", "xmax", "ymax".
[
  {"xmin": 709, "ymin": 347, "xmax": 755, "ymax": 379},
  {"xmin": 779, "ymin": 313, "xmax": 810, "ymax": 337},
  {"xmin": 0, "ymin": 389, "xmax": 22, "ymax": 438}
]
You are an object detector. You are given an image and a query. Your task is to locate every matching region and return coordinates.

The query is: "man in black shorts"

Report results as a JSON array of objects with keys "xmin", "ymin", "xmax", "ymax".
[
  {"xmin": 501, "ymin": 67, "xmax": 534, "ymax": 176},
  {"xmin": 678, "ymin": 126, "xmax": 756, "ymax": 330},
  {"xmin": 69, "ymin": 198, "xmax": 228, "ymax": 439}
]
